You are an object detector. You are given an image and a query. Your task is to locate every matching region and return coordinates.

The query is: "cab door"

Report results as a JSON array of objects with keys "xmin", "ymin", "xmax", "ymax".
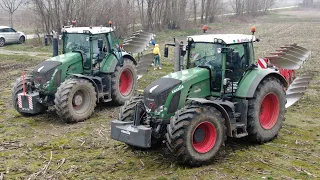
[
  {"xmin": 225, "ymin": 43, "xmax": 251, "ymax": 83},
  {"xmin": 9, "ymin": 28, "xmax": 20, "ymax": 42}
]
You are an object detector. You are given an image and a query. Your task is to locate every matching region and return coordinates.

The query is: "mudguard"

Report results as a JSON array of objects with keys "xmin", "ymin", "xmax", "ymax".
[
  {"xmin": 235, "ymin": 68, "xmax": 288, "ymax": 98},
  {"xmin": 122, "ymin": 52, "xmax": 137, "ymax": 65},
  {"xmin": 187, "ymin": 98, "xmax": 233, "ymax": 137},
  {"xmin": 101, "ymin": 52, "xmax": 137, "ymax": 74},
  {"xmin": 69, "ymin": 74, "xmax": 101, "ymax": 100}
]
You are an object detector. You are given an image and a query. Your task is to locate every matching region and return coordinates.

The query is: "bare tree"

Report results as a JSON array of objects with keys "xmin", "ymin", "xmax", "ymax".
[
  {"xmin": 0, "ymin": 0, "xmax": 25, "ymax": 27},
  {"xmin": 232, "ymin": 0, "xmax": 276, "ymax": 16},
  {"xmin": 303, "ymin": 0, "xmax": 313, "ymax": 7}
]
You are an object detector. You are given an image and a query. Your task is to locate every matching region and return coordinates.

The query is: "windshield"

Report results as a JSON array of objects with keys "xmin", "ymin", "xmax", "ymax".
[
  {"xmin": 63, "ymin": 34, "xmax": 90, "ymax": 53},
  {"xmin": 189, "ymin": 42, "xmax": 223, "ymax": 69}
]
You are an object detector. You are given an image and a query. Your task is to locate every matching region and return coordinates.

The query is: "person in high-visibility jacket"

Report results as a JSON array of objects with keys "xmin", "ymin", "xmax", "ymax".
[
  {"xmin": 153, "ymin": 44, "xmax": 162, "ymax": 70},
  {"xmin": 203, "ymin": 25, "xmax": 208, "ymax": 33}
]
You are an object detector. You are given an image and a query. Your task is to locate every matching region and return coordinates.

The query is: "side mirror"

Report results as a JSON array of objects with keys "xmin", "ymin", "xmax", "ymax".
[
  {"xmin": 164, "ymin": 46, "xmax": 169, "ymax": 58},
  {"xmin": 98, "ymin": 39, "xmax": 103, "ymax": 50}
]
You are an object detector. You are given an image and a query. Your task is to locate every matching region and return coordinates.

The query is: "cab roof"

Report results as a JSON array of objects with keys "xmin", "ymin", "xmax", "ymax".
[
  {"xmin": 0, "ymin": 26, "xmax": 11, "ymax": 29},
  {"xmin": 62, "ymin": 26, "xmax": 114, "ymax": 34},
  {"xmin": 188, "ymin": 34, "xmax": 257, "ymax": 44}
]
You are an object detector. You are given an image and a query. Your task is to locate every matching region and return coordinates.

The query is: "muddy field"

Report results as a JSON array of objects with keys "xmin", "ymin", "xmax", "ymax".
[{"xmin": 0, "ymin": 10, "xmax": 319, "ymax": 179}]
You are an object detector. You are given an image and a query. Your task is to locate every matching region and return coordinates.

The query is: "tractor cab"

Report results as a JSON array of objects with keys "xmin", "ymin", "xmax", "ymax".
[
  {"xmin": 61, "ymin": 26, "xmax": 122, "ymax": 74},
  {"xmin": 186, "ymin": 34, "xmax": 257, "ymax": 95}
]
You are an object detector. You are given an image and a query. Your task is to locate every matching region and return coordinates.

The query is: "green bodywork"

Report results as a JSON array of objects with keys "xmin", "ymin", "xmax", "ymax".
[
  {"xmin": 34, "ymin": 31, "xmax": 134, "ymax": 95},
  {"xmin": 151, "ymin": 40, "xmax": 286, "ymax": 122},
  {"xmin": 45, "ymin": 52, "xmax": 83, "ymax": 93},
  {"xmin": 159, "ymin": 68, "xmax": 211, "ymax": 120}
]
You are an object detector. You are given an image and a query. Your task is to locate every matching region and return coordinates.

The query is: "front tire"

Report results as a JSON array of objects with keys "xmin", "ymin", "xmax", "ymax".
[
  {"xmin": 19, "ymin": 36, "xmax": 25, "ymax": 44},
  {"xmin": 111, "ymin": 58, "xmax": 137, "ymax": 105},
  {"xmin": 118, "ymin": 95, "xmax": 144, "ymax": 122},
  {"xmin": 166, "ymin": 104, "xmax": 226, "ymax": 166},
  {"xmin": 118, "ymin": 95, "xmax": 162, "ymax": 148},
  {"xmin": 54, "ymin": 78, "xmax": 97, "ymax": 123},
  {"xmin": 247, "ymin": 77, "xmax": 286, "ymax": 143}
]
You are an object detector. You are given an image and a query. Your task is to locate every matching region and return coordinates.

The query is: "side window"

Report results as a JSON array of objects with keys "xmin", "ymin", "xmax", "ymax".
[
  {"xmin": 9, "ymin": 28, "xmax": 16, "ymax": 32},
  {"xmin": 0, "ymin": 29, "xmax": 4, "ymax": 32},
  {"xmin": 227, "ymin": 43, "xmax": 247, "ymax": 69},
  {"xmin": 92, "ymin": 34, "xmax": 108, "ymax": 56},
  {"xmin": 226, "ymin": 43, "xmax": 250, "ymax": 82},
  {"xmin": 3, "ymin": 28, "xmax": 10, "ymax": 32},
  {"xmin": 107, "ymin": 32, "xmax": 119, "ymax": 51}
]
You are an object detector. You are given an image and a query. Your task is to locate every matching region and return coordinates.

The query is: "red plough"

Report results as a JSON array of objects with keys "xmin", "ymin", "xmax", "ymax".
[{"xmin": 258, "ymin": 44, "xmax": 313, "ymax": 108}]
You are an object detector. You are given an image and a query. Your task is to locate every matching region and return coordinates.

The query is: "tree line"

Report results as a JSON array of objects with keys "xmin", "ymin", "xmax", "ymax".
[{"xmin": 1, "ymin": 0, "xmax": 318, "ymax": 36}]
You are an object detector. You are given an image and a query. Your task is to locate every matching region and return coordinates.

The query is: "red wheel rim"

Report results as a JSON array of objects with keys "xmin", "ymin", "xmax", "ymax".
[
  {"xmin": 192, "ymin": 121, "xmax": 217, "ymax": 153},
  {"xmin": 119, "ymin": 69, "xmax": 133, "ymax": 96},
  {"xmin": 260, "ymin": 93, "xmax": 280, "ymax": 130}
]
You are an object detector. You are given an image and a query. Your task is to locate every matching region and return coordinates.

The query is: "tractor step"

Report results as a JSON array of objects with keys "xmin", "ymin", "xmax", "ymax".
[
  {"xmin": 103, "ymin": 99, "xmax": 112, "ymax": 103},
  {"xmin": 234, "ymin": 132, "xmax": 248, "ymax": 138},
  {"xmin": 234, "ymin": 112, "xmax": 241, "ymax": 119},
  {"xmin": 233, "ymin": 123, "xmax": 248, "ymax": 138}
]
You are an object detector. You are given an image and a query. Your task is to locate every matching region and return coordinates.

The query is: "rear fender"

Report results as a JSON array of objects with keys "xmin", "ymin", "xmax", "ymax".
[
  {"xmin": 236, "ymin": 69, "xmax": 288, "ymax": 98},
  {"xmin": 187, "ymin": 98, "xmax": 233, "ymax": 137},
  {"xmin": 101, "ymin": 52, "xmax": 137, "ymax": 73},
  {"xmin": 122, "ymin": 52, "xmax": 137, "ymax": 65}
]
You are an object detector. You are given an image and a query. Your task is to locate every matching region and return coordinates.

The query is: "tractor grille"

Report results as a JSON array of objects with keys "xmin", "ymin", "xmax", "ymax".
[
  {"xmin": 143, "ymin": 77, "xmax": 181, "ymax": 111},
  {"xmin": 33, "ymin": 61, "xmax": 62, "ymax": 85}
]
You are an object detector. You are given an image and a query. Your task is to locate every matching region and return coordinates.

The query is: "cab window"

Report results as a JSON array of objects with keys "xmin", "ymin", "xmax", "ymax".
[
  {"xmin": 107, "ymin": 32, "xmax": 119, "ymax": 51},
  {"xmin": 226, "ymin": 43, "xmax": 251, "ymax": 82},
  {"xmin": 92, "ymin": 34, "xmax": 108, "ymax": 58}
]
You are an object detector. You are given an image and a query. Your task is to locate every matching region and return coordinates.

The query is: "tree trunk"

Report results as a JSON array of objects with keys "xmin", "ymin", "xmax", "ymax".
[
  {"xmin": 204, "ymin": 0, "xmax": 211, "ymax": 23},
  {"xmin": 200, "ymin": 0, "xmax": 205, "ymax": 24},
  {"xmin": 9, "ymin": 12, "xmax": 13, "ymax": 27},
  {"xmin": 193, "ymin": 0, "xmax": 197, "ymax": 24}
]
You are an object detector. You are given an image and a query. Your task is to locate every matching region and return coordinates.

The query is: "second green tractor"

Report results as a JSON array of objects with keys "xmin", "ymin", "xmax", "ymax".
[
  {"xmin": 111, "ymin": 32, "xmax": 311, "ymax": 166},
  {"xmin": 12, "ymin": 26, "xmax": 140, "ymax": 122}
]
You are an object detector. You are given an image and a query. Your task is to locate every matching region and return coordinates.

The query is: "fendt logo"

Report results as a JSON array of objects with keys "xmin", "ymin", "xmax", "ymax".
[{"xmin": 172, "ymin": 85, "xmax": 184, "ymax": 94}]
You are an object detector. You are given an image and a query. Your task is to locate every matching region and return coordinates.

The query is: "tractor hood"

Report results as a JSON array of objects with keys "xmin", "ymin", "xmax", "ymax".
[
  {"xmin": 46, "ymin": 52, "xmax": 82, "ymax": 63},
  {"xmin": 32, "ymin": 52, "xmax": 83, "ymax": 85},
  {"xmin": 143, "ymin": 68, "xmax": 210, "ymax": 112},
  {"xmin": 163, "ymin": 68, "xmax": 210, "ymax": 83}
]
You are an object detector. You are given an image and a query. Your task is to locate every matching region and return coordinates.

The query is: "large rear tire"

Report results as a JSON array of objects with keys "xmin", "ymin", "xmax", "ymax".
[
  {"xmin": 54, "ymin": 78, "xmax": 97, "ymax": 123},
  {"xmin": 111, "ymin": 58, "xmax": 137, "ymax": 105},
  {"xmin": 247, "ymin": 77, "xmax": 286, "ymax": 143},
  {"xmin": 12, "ymin": 75, "xmax": 47, "ymax": 116},
  {"xmin": 166, "ymin": 104, "xmax": 226, "ymax": 166}
]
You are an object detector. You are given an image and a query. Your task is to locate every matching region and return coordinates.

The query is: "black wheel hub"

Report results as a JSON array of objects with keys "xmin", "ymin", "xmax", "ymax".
[{"xmin": 194, "ymin": 128, "xmax": 206, "ymax": 143}]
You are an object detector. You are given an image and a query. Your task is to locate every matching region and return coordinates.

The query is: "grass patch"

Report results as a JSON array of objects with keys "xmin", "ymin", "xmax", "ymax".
[{"xmin": 3, "ymin": 38, "xmax": 62, "ymax": 54}]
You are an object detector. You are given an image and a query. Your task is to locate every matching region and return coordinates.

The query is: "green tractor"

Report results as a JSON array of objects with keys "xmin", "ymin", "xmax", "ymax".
[
  {"xmin": 111, "ymin": 30, "xmax": 312, "ymax": 166},
  {"xmin": 12, "ymin": 26, "xmax": 142, "ymax": 122}
]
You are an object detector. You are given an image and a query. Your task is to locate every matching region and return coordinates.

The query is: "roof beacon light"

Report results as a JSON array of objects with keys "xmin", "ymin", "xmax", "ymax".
[
  {"xmin": 71, "ymin": 20, "xmax": 76, "ymax": 27},
  {"xmin": 251, "ymin": 26, "xmax": 256, "ymax": 35}
]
